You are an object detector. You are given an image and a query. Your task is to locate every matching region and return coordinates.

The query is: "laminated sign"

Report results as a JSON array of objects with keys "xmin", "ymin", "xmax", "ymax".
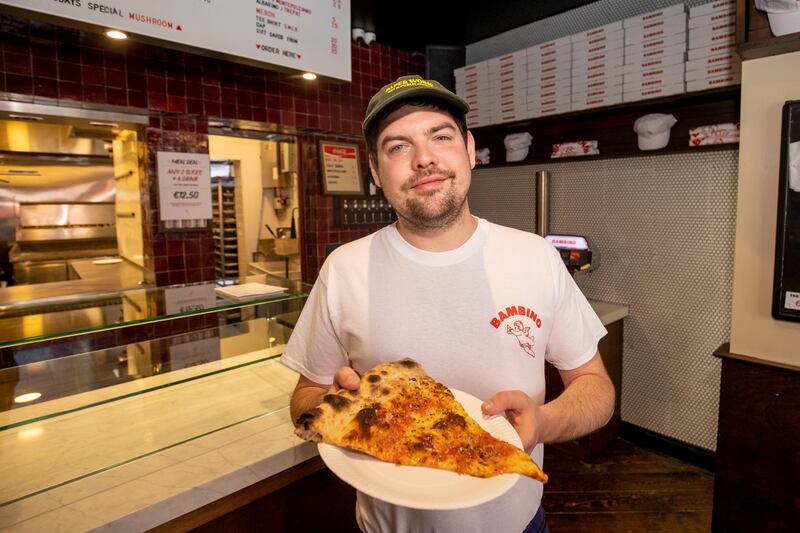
[
  {"xmin": 157, "ymin": 152, "xmax": 212, "ymax": 221},
  {"xmin": 320, "ymin": 142, "xmax": 363, "ymax": 195}
]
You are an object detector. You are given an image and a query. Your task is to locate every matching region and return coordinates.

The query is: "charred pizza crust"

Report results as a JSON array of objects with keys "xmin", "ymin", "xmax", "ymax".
[{"xmin": 294, "ymin": 358, "xmax": 548, "ymax": 482}]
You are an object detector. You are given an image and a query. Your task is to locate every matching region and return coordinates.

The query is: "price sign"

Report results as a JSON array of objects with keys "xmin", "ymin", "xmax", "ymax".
[
  {"xmin": 157, "ymin": 152, "xmax": 212, "ymax": 221},
  {"xmin": 164, "ymin": 284, "xmax": 217, "ymax": 315},
  {"xmin": 173, "ymin": 190, "xmax": 200, "ymax": 200},
  {"xmin": 319, "ymin": 141, "xmax": 363, "ymax": 195}
]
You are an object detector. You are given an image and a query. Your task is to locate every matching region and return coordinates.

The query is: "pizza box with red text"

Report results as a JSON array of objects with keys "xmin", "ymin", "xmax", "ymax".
[
  {"xmin": 689, "ymin": 0, "xmax": 736, "ymax": 18},
  {"xmin": 572, "ymin": 73, "xmax": 623, "ymax": 93},
  {"xmin": 571, "ymin": 21, "xmax": 624, "ymax": 43},
  {"xmin": 623, "ymin": 3, "xmax": 685, "ymax": 28},
  {"xmin": 624, "ymin": 13, "xmax": 687, "ymax": 45},
  {"xmin": 688, "ymin": 20, "xmax": 736, "ymax": 49},
  {"xmin": 624, "ymin": 31, "xmax": 686, "ymax": 59},
  {"xmin": 622, "ymin": 52, "xmax": 685, "ymax": 75},
  {"xmin": 623, "ymin": 81, "xmax": 684, "ymax": 102}
]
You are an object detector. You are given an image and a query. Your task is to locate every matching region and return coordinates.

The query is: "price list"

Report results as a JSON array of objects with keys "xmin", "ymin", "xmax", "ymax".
[{"xmin": 157, "ymin": 152, "xmax": 213, "ymax": 222}]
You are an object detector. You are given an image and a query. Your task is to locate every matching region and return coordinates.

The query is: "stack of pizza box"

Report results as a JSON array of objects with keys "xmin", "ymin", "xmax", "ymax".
[
  {"xmin": 686, "ymin": 0, "xmax": 740, "ymax": 92},
  {"xmin": 486, "ymin": 51, "xmax": 528, "ymax": 124},
  {"xmin": 455, "ymin": 62, "xmax": 491, "ymax": 128},
  {"xmin": 526, "ymin": 36, "xmax": 572, "ymax": 118},
  {"xmin": 622, "ymin": 4, "xmax": 687, "ymax": 102},
  {"xmin": 571, "ymin": 21, "xmax": 625, "ymax": 111}
]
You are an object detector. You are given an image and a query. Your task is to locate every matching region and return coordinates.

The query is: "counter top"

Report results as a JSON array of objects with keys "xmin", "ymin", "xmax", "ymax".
[
  {"xmin": 69, "ymin": 257, "xmax": 145, "ymax": 287},
  {"xmin": 589, "ymin": 299, "xmax": 629, "ymax": 326},
  {"xmin": 0, "ymin": 299, "xmax": 628, "ymax": 531},
  {"xmin": 0, "ymin": 354, "xmax": 314, "ymax": 532}
]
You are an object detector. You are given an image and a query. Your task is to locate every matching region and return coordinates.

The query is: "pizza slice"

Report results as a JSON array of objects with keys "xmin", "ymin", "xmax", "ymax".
[{"xmin": 294, "ymin": 358, "xmax": 548, "ymax": 483}]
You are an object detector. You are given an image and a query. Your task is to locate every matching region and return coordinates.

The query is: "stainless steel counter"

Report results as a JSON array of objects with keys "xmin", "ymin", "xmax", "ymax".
[
  {"xmin": 68, "ymin": 258, "xmax": 145, "ymax": 287},
  {"xmin": 0, "ymin": 259, "xmax": 144, "ymax": 307}
]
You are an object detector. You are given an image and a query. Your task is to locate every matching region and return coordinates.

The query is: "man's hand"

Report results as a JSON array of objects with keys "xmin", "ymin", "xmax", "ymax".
[
  {"xmin": 332, "ymin": 366, "xmax": 360, "ymax": 392},
  {"xmin": 481, "ymin": 391, "xmax": 541, "ymax": 452},
  {"xmin": 289, "ymin": 367, "xmax": 360, "ymax": 425},
  {"xmin": 481, "ymin": 353, "xmax": 615, "ymax": 451}
]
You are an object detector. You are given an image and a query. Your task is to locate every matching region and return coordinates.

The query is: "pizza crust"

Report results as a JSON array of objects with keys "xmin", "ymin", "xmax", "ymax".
[{"xmin": 294, "ymin": 358, "xmax": 548, "ymax": 483}]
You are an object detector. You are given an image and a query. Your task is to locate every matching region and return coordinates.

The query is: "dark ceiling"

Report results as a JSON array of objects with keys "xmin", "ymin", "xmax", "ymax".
[{"xmin": 351, "ymin": 0, "xmax": 598, "ymax": 53}]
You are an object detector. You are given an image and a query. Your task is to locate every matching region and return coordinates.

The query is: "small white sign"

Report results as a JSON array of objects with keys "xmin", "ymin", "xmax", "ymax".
[
  {"xmin": 785, "ymin": 291, "xmax": 800, "ymax": 311},
  {"xmin": 157, "ymin": 152, "xmax": 212, "ymax": 221},
  {"xmin": 164, "ymin": 284, "xmax": 217, "ymax": 315}
]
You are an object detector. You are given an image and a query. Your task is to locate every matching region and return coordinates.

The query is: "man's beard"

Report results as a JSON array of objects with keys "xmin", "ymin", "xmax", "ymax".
[{"xmin": 395, "ymin": 167, "xmax": 467, "ymax": 230}]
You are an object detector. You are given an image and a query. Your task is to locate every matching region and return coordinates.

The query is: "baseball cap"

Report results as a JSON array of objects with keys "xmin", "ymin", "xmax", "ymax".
[{"xmin": 362, "ymin": 75, "xmax": 470, "ymax": 135}]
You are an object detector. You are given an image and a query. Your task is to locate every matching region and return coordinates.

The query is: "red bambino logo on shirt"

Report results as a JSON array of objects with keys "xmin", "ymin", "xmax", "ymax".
[{"xmin": 490, "ymin": 306, "xmax": 543, "ymax": 358}]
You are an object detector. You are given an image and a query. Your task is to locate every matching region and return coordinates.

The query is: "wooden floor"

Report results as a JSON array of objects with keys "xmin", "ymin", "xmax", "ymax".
[
  {"xmin": 192, "ymin": 437, "xmax": 714, "ymax": 532},
  {"xmin": 542, "ymin": 438, "xmax": 714, "ymax": 532}
]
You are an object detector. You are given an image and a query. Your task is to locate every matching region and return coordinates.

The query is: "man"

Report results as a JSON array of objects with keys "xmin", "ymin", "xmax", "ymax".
[{"xmin": 282, "ymin": 75, "xmax": 614, "ymax": 533}]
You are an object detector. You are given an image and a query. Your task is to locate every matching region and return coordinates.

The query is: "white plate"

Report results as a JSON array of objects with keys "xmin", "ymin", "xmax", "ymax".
[
  {"xmin": 92, "ymin": 258, "xmax": 122, "ymax": 265},
  {"xmin": 318, "ymin": 389, "xmax": 522, "ymax": 510}
]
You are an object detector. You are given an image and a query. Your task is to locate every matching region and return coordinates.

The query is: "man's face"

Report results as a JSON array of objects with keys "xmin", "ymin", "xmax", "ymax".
[{"xmin": 369, "ymin": 105, "xmax": 476, "ymax": 231}]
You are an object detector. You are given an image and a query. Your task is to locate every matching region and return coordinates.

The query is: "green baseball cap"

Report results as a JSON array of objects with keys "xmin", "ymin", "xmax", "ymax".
[{"xmin": 362, "ymin": 75, "xmax": 470, "ymax": 135}]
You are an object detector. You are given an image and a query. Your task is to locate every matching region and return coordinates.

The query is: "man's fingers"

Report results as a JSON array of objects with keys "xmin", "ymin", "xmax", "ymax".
[
  {"xmin": 481, "ymin": 390, "xmax": 530, "ymax": 415},
  {"xmin": 334, "ymin": 367, "xmax": 360, "ymax": 390}
]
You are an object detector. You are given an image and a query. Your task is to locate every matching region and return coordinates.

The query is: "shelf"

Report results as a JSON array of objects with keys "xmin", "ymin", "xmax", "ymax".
[
  {"xmin": 739, "ymin": 32, "xmax": 800, "ymax": 60},
  {"xmin": 0, "ymin": 274, "xmax": 311, "ymax": 349},
  {"xmin": 469, "ymin": 87, "xmax": 741, "ymax": 167},
  {"xmin": 474, "ymin": 142, "xmax": 739, "ymax": 168}
]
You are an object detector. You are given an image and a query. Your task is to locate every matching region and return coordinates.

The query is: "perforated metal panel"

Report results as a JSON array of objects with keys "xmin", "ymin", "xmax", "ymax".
[
  {"xmin": 467, "ymin": 0, "xmax": 713, "ymax": 63},
  {"xmin": 470, "ymin": 150, "xmax": 738, "ymax": 451}
]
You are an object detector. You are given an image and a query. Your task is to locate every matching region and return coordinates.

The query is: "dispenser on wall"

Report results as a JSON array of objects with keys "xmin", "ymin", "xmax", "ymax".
[{"xmin": 545, "ymin": 234, "xmax": 597, "ymax": 275}]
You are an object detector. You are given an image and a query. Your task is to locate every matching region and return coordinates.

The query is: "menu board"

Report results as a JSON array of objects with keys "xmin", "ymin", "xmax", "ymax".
[
  {"xmin": 0, "ymin": 0, "xmax": 351, "ymax": 81},
  {"xmin": 157, "ymin": 151, "xmax": 213, "ymax": 221}
]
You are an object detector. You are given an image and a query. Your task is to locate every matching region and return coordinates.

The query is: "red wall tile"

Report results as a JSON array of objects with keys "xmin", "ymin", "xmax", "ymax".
[{"xmin": 1, "ymin": 13, "xmax": 426, "ymax": 284}]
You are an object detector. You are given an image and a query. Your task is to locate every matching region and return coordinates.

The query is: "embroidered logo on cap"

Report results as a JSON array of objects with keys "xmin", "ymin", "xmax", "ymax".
[{"xmin": 385, "ymin": 78, "xmax": 435, "ymax": 94}]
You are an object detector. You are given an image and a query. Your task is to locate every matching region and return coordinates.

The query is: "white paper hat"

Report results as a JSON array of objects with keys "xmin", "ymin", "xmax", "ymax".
[
  {"xmin": 633, "ymin": 113, "xmax": 677, "ymax": 150},
  {"xmin": 504, "ymin": 132, "xmax": 533, "ymax": 162},
  {"xmin": 755, "ymin": 0, "xmax": 800, "ymax": 35}
]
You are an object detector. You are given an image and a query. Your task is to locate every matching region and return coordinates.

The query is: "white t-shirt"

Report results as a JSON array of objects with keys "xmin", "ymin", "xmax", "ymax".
[{"xmin": 282, "ymin": 217, "xmax": 606, "ymax": 533}]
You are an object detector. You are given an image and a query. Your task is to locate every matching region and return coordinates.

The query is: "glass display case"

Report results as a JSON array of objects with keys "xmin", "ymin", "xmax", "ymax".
[{"xmin": 0, "ymin": 275, "xmax": 312, "ymax": 523}]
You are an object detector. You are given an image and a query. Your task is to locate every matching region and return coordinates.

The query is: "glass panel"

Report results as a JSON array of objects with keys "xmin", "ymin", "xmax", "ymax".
[
  {"xmin": 0, "ymin": 273, "xmax": 311, "ymax": 348},
  {"xmin": 0, "ymin": 313, "xmax": 300, "ymax": 507}
]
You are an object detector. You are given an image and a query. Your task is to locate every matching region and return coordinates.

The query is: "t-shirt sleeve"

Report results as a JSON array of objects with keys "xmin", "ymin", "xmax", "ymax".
[
  {"xmin": 544, "ymin": 245, "xmax": 607, "ymax": 370},
  {"xmin": 280, "ymin": 262, "xmax": 349, "ymax": 384}
]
